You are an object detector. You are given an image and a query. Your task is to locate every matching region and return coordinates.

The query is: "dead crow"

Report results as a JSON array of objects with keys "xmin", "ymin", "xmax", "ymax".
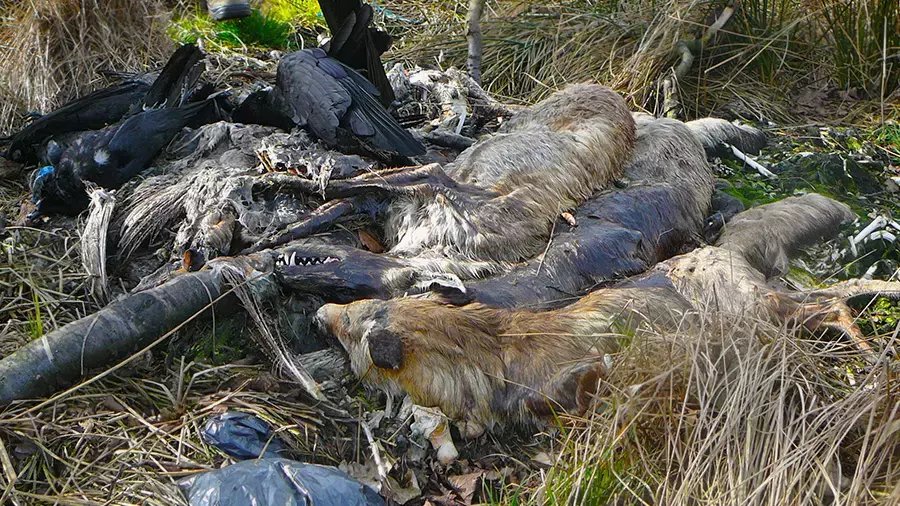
[
  {"xmin": 4, "ymin": 44, "xmax": 206, "ymax": 165},
  {"xmin": 30, "ymin": 97, "xmax": 225, "ymax": 217},
  {"xmin": 276, "ymin": 48, "xmax": 424, "ymax": 159},
  {"xmin": 318, "ymin": 0, "xmax": 396, "ymax": 106}
]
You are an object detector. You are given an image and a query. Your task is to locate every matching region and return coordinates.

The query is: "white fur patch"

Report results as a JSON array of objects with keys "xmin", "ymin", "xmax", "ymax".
[{"xmin": 94, "ymin": 149, "xmax": 110, "ymax": 166}]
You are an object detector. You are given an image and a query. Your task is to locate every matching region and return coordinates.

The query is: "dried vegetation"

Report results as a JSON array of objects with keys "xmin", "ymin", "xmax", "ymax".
[{"xmin": 0, "ymin": 0, "xmax": 899, "ymax": 505}]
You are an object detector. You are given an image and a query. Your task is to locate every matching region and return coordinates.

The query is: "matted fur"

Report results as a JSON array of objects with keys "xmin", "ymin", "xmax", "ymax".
[
  {"xmin": 685, "ymin": 117, "xmax": 767, "ymax": 156},
  {"xmin": 317, "ymin": 193, "xmax": 898, "ymax": 429},
  {"xmin": 276, "ymin": 113, "xmax": 766, "ymax": 307},
  {"xmin": 715, "ymin": 193, "xmax": 856, "ymax": 277},
  {"xmin": 316, "ymin": 286, "xmax": 696, "ymax": 428},
  {"xmin": 383, "ymin": 84, "xmax": 636, "ymax": 263}
]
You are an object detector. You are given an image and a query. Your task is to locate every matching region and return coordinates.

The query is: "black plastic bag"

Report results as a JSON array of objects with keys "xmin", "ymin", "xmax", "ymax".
[
  {"xmin": 200, "ymin": 411, "xmax": 287, "ymax": 460},
  {"xmin": 179, "ymin": 458, "xmax": 385, "ymax": 506}
]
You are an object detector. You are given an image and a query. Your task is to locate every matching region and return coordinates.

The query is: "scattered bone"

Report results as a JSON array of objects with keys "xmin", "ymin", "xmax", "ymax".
[
  {"xmin": 728, "ymin": 142, "xmax": 777, "ymax": 178},
  {"xmin": 410, "ymin": 405, "xmax": 459, "ymax": 464}
]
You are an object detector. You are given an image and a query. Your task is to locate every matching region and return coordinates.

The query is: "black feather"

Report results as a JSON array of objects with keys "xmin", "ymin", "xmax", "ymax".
[
  {"xmin": 32, "ymin": 97, "xmax": 224, "ymax": 216},
  {"xmin": 277, "ymin": 49, "xmax": 424, "ymax": 157},
  {"xmin": 318, "ymin": 0, "xmax": 395, "ymax": 106},
  {"xmin": 140, "ymin": 44, "xmax": 206, "ymax": 109}
]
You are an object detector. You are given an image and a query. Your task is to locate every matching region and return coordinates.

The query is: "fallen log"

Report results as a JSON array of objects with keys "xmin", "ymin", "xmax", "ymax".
[{"xmin": 0, "ymin": 269, "xmax": 225, "ymax": 405}]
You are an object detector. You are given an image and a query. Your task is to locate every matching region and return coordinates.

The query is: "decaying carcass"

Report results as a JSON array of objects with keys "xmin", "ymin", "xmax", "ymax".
[
  {"xmin": 314, "ymin": 194, "xmax": 899, "ymax": 430},
  {"xmin": 271, "ymin": 113, "xmax": 757, "ymax": 306},
  {"xmin": 252, "ymin": 83, "xmax": 637, "ymax": 268}
]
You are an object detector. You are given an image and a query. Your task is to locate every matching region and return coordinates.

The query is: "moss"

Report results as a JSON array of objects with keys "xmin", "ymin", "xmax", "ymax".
[{"xmin": 857, "ymin": 297, "xmax": 900, "ymax": 337}]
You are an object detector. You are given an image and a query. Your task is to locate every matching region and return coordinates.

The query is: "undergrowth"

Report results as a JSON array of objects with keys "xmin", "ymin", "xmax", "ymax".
[
  {"xmin": 384, "ymin": 0, "xmax": 900, "ymax": 123},
  {"xmin": 493, "ymin": 316, "xmax": 900, "ymax": 505}
]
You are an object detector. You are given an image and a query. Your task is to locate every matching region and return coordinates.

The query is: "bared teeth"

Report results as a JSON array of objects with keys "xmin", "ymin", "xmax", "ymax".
[{"xmin": 277, "ymin": 253, "xmax": 340, "ymax": 267}]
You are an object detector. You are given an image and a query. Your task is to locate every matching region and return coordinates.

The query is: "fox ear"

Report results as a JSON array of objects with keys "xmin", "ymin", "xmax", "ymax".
[
  {"xmin": 525, "ymin": 361, "xmax": 606, "ymax": 418},
  {"xmin": 364, "ymin": 324, "xmax": 404, "ymax": 370}
]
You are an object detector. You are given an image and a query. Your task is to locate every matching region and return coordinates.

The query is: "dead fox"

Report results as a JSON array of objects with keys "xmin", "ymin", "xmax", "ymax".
[
  {"xmin": 314, "ymin": 285, "xmax": 696, "ymax": 429},
  {"xmin": 314, "ymin": 194, "xmax": 897, "ymax": 428},
  {"xmin": 273, "ymin": 114, "xmax": 763, "ymax": 306},
  {"xmin": 256, "ymin": 83, "xmax": 637, "ymax": 265}
]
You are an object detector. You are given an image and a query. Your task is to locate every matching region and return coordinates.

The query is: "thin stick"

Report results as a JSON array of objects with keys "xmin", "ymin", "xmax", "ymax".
[
  {"xmin": 465, "ymin": 0, "xmax": 485, "ymax": 85},
  {"xmin": 360, "ymin": 420, "xmax": 388, "ymax": 483},
  {"xmin": 536, "ymin": 210, "xmax": 560, "ymax": 276},
  {"xmin": 728, "ymin": 143, "xmax": 777, "ymax": 179}
]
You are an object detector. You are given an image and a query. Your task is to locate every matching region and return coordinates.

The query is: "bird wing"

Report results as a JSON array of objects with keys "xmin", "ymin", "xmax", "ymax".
[
  {"xmin": 318, "ymin": 0, "xmax": 363, "ymax": 38},
  {"xmin": 332, "ymin": 60, "xmax": 423, "ymax": 156},
  {"xmin": 277, "ymin": 49, "xmax": 352, "ymax": 146},
  {"xmin": 6, "ymin": 82, "xmax": 149, "ymax": 162},
  {"xmin": 141, "ymin": 44, "xmax": 206, "ymax": 109},
  {"xmin": 321, "ymin": 1, "xmax": 396, "ymax": 106},
  {"xmin": 279, "ymin": 49, "xmax": 423, "ymax": 155}
]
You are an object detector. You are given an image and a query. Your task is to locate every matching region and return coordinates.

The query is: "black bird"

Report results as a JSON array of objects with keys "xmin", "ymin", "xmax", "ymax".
[
  {"xmin": 276, "ymin": 48, "xmax": 424, "ymax": 159},
  {"xmin": 231, "ymin": 86, "xmax": 296, "ymax": 132},
  {"xmin": 5, "ymin": 82, "xmax": 150, "ymax": 165},
  {"xmin": 5, "ymin": 44, "xmax": 206, "ymax": 165},
  {"xmin": 318, "ymin": 0, "xmax": 395, "ymax": 106},
  {"xmin": 30, "ymin": 97, "xmax": 225, "ymax": 217}
]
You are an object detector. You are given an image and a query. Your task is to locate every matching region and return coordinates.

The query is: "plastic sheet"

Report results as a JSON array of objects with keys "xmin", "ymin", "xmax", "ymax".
[
  {"xmin": 179, "ymin": 458, "xmax": 385, "ymax": 506},
  {"xmin": 200, "ymin": 411, "xmax": 287, "ymax": 460}
]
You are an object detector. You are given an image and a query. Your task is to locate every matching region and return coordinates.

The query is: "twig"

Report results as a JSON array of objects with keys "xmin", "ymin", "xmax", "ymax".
[
  {"xmin": 360, "ymin": 420, "xmax": 388, "ymax": 483},
  {"xmin": 536, "ymin": 210, "xmax": 560, "ymax": 276},
  {"xmin": 727, "ymin": 143, "xmax": 777, "ymax": 179}
]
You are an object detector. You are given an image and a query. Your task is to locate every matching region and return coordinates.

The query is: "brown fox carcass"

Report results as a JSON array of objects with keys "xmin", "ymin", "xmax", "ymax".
[{"xmin": 314, "ymin": 194, "xmax": 899, "ymax": 430}]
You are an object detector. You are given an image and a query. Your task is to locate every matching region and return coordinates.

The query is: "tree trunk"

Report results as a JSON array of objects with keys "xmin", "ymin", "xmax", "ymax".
[{"xmin": 466, "ymin": 0, "xmax": 485, "ymax": 85}]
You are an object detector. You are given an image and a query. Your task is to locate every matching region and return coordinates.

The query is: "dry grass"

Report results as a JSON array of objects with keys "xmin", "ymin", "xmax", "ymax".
[
  {"xmin": 0, "ymin": 218, "xmax": 94, "ymax": 358},
  {"xmin": 0, "ymin": 0, "xmax": 175, "ymax": 136},
  {"xmin": 0, "ymin": 357, "xmax": 331, "ymax": 505},
  {"xmin": 509, "ymin": 314, "xmax": 900, "ymax": 505},
  {"xmin": 0, "ymin": 1, "xmax": 898, "ymax": 504},
  {"xmin": 381, "ymin": 0, "xmax": 900, "ymax": 123}
]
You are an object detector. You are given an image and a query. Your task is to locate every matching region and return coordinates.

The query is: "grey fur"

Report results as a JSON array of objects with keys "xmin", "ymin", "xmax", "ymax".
[
  {"xmin": 715, "ymin": 194, "xmax": 856, "ymax": 278},
  {"xmin": 685, "ymin": 117, "xmax": 767, "ymax": 156},
  {"xmin": 383, "ymin": 84, "xmax": 636, "ymax": 264},
  {"xmin": 276, "ymin": 112, "xmax": 766, "ymax": 307}
]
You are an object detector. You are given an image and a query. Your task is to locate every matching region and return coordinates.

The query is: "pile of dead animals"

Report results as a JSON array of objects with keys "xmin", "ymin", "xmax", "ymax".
[{"xmin": 2, "ymin": 6, "xmax": 899, "ymax": 497}]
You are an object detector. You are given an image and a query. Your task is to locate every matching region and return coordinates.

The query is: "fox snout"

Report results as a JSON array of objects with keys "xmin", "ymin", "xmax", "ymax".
[{"xmin": 313, "ymin": 303, "xmax": 341, "ymax": 337}]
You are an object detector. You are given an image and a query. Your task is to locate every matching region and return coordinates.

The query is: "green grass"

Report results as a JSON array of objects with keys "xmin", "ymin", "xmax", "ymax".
[
  {"xmin": 872, "ymin": 122, "xmax": 900, "ymax": 151},
  {"xmin": 818, "ymin": 0, "xmax": 900, "ymax": 94},
  {"xmin": 169, "ymin": 0, "xmax": 323, "ymax": 50},
  {"xmin": 27, "ymin": 289, "xmax": 44, "ymax": 339},
  {"xmin": 541, "ymin": 444, "xmax": 635, "ymax": 504}
]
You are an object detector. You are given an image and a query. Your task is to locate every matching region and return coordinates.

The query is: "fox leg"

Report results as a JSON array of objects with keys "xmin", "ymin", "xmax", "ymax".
[
  {"xmin": 245, "ymin": 198, "xmax": 363, "ymax": 253},
  {"xmin": 263, "ymin": 163, "xmax": 452, "ymax": 200},
  {"xmin": 768, "ymin": 292, "xmax": 875, "ymax": 355}
]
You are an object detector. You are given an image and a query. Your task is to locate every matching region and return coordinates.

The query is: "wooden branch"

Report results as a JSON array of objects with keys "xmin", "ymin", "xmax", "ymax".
[
  {"xmin": 466, "ymin": 0, "xmax": 485, "ymax": 85},
  {"xmin": 0, "ymin": 269, "xmax": 227, "ymax": 405},
  {"xmin": 673, "ymin": 4, "xmax": 735, "ymax": 81}
]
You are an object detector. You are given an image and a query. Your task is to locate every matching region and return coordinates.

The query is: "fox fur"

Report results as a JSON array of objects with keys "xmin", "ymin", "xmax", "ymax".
[
  {"xmin": 276, "ymin": 113, "xmax": 764, "ymax": 306},
  {"xmin": 314, "ymin": 193, "xmax": 893, "ymax": 428},
  {"xmin": 314, "ymin": 286, "xmax": 696, "ymax": 428}
]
